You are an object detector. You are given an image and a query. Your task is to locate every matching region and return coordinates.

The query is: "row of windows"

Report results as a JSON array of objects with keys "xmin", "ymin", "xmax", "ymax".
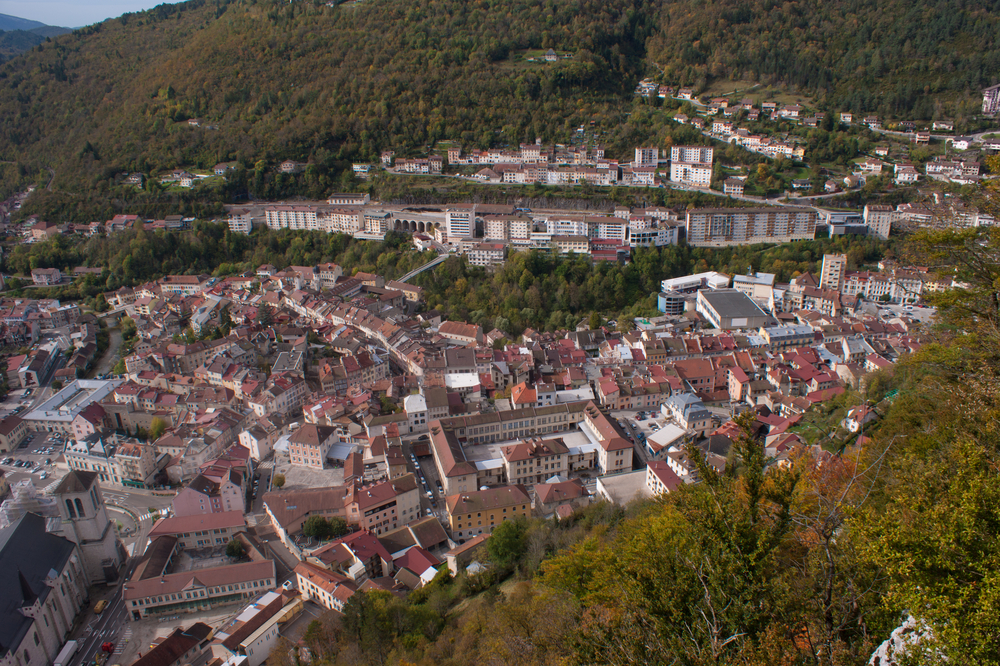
[{"xmin": 132, "ymin": 579, "xmax": 271, "ymax": 606}]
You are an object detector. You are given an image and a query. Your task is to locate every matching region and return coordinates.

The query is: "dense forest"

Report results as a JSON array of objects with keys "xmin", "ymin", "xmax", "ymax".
[{"xmin": 0, "ymin": 0, "xmax": 997, "ymax": 208}]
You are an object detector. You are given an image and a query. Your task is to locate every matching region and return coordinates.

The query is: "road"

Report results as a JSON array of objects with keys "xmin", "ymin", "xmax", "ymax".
[
  {"xmin": 71, "ymin": 585, "xmax": 128, "ymax": 666},
  {"xmin": 396, "ymin": 253, "xmax": 450, "ymax": 283}
]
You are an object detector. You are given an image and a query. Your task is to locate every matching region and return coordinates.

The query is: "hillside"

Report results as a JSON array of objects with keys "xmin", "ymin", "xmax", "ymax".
[
  {"xmin": 0, "ymin": 14, "xmax": 71, "ymax": 63},
  {"xmin": 0, "ymin": 0, "xmax": 997, "ymax": 209}
]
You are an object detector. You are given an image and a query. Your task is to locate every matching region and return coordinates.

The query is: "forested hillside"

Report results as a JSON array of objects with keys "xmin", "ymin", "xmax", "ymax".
[{"xmin": 0, "ymin": 0, "xmax": 998, "ymax": 206}]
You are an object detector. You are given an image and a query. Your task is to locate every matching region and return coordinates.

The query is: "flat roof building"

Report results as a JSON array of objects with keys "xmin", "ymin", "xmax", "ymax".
[{"xmin": 696, "ymin": 289, "xmax": 772, "ymax": 330}]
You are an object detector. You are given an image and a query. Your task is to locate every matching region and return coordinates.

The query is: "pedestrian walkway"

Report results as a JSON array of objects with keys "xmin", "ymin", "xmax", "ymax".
[{"xmin": 114, "ymin": 629, "xmax": 132, "ymax": 655}]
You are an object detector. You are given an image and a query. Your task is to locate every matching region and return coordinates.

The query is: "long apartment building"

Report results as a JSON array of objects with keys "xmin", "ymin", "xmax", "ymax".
[{"xmin": 685, "ymin": 207, "xmax": 816, "ymax": 246}]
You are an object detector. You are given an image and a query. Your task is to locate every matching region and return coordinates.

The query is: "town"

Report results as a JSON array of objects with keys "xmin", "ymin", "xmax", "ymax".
[{"xmin": 0, "ymin": 193, "xmax": 939, "ymax": 666}]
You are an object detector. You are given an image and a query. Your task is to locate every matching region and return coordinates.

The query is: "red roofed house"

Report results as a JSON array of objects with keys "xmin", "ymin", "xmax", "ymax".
[
  {"xmin": 646, "ymin": 461, "xmax": 683, "ymax": 496},
  {"xmin": 293, "ymin": 561, "xmax": 357, "ymax": 612},
  {"xmin": 72, "ymin": 403, "xmax": 107, "ymax": 439},
  {"xmin": 438, "ymin": 320, "xmax": 483, "ymax": 346}
]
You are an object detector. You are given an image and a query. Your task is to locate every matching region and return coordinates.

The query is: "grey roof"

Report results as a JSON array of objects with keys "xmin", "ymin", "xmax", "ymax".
[
  {"xmin": 53, "ymin": 469, "xmax": 98, "ymax": 495},
  {"xmin": 699, "ymin": 290, "xmax": 768, "ymax": 318},
  {"xmin": 0, "ymin": 513, "xmax": 77, "ymax": 656}
]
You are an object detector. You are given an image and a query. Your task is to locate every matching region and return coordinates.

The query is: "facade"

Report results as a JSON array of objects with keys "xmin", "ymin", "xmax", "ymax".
[
  {"xmin": 984, "ymin": 84, "xmax": 1000, "ymax": 116},
  {"xmin": 287, "ymin": 424, "xmax": 341, "ymax": 470},
  {"xmin": 501, "ymin": 437, "xmax": 570, "ymax": 486},
  {"xmin": 686, "ymin": 208, "xmax": 816, "ymax": 246},
  {"xmin": 125, "ymin": 560, "xmax": 275, "ymax": 619},
  {"xmin": 0, "ymin": 514, "xmax": 90, "ymax": 666},
  {"xmin": 172, "ymin": 471, "xmax": 245, "ymax": 517},
  {"xmin": 669, "ymin": 161, "xmax": 712, "ymax": 185},
  {"xmin": 445, "ymin": 485, "xmax": 531, "ymax": 542},
  {"xmin": 0, "ymin": 415, "xmax": 29, "ymax": 453},
  {"xmin": 863, "ymin": 204, "xmax": 896, "ymax": 240},
  {"xmin": 820, "ymin": 254, "xmax": 848, "ymax": 291},
  {"xmin": 294, "ymin": 562, "xmax": 356, "ymax": 613}
]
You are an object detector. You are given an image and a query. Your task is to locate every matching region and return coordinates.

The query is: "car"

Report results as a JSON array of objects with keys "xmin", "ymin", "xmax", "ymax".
[
  {"xmin": 2, "ymin": 457, "xmax": 11, "ymax": 465},
  {"xmin": 44, "ymin": 458, "xmax": 51, "ymax": 465},
  {"xmin": 425, "ymin": 508, "xmax": 433, "ymax": 516},
  {"xmin": 39, "ymin": 471, "xmax": 48, "ymax": 479}
]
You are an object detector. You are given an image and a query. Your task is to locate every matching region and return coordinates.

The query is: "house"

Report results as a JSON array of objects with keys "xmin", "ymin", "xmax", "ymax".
[
  {"xmin": 845, "ymin": 405, "xmax": 878, "ymax": 433},
  {"xmin": 723, "ymin": 178, "xmax": 744, "ymax": 197},
  {"xmin": 31, "ymin": 268, "xmax": 62, "ymax": 286},
  {"xmin": 545, "ymin": 49, "xmax": 558, "ymax": 62},
  {"xmin": 445, "ymin": 485, "xmax": 531, "ymax": 543}
]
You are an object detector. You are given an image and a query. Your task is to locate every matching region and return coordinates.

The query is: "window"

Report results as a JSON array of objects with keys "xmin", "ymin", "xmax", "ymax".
[{"xmin": 33, "ymin": 634, "xmax": 39, "ymax": 646}]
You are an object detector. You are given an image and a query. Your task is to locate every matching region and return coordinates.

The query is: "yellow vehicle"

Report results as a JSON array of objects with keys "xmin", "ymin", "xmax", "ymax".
[{"xmin": 94, "ymin": 600, "xmax": 108, "ymax": 614}]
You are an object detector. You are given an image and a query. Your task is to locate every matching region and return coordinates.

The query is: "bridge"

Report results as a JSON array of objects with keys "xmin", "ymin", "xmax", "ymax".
[{"xmin": 397, "ymin": 253, "xmax": 450, "ymax": 283}]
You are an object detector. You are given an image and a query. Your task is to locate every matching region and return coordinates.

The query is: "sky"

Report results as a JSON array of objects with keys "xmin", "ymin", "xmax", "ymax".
[{"xmin": 0, "ymin": 0, "xmax": 187, "ymax": 28}]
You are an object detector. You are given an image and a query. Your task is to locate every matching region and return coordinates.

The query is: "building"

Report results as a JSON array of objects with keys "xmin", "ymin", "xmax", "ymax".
[
  {"xmin": 172, "ymin": 471, "xmax": 245, "ymax": 517},
  {"xmin": 820, "ymin": 254, "xmax": 848, "ymax": 291},
  {"xmin": 501, "ymin": 437, "xmax": 569, "ymax": 486},
  {"xmin": 863, "ymin": 204, "xmax": 896, "ymax": 240},
  {"xmin": 147, "ymin": 511, "xmax": 245, "ymax": 549},
  {"xmin": 212, "ymin": 591, "xmax": 293, "ymax": 666},
  {"xmin": 0, "ymin": 513, "xmax": 90, "ymax": 666},
  {"xmin": 287, "ymin": 424, "xmax": 342, "ymax": 470},
  {"xmin": 686, "ymin": 208, "xmax": 816, "ymax": 246},
  {"xmin": 445, "ymin": 207, "xmax": 475, "ymax": 242},
  {"xmin": 634, "ymin": 147, "xmax": 659, "ymax": 166},
  {"xmin": 294, "ymin": 562, "xmax": 356, "ymax": 612},
  {"xmin": 646, "ymin": 461, "xmax": 683, "ymax": 495},
  {"xmin": 670, "ymin": 146, "xmax": 714, "ymax": 163},
  {"xmin": 52, "ymin": 471, "xmax": 127, "ymax": 584},
  {"xmin": 132, "ymin": 624, "xmax": 212, "ymax": 666},
  {"xmin": 125, "ymin": 558, "xmax": 275, "ymax": 619},
  {"xmin": 723, "ymin": 178, "xmax": 744, "ymax": 196},
  {"xmin": 669, "ymin": 161, "xmax": 712, "ymax": 186},
  {"xmin": 0, "ymin": 415, "xmax": 29, "ymax": 453},
  {"xmin": 466, "ymin": 242, "xmax": 508, "ymax": 268},
  {"xmin": 445, "ymin": 485, "xmax": 531, "ymax": 542},
  {"xmin": 662, "ymin": 394, "xmax": 712, "ymax": 438},
  {"xmin": 696, "ymin": 289, "xmax": 771, "ymax": 330},
  {"xmin": 31, "ymin": 268, "xmax": 62, "ymax": 286}
]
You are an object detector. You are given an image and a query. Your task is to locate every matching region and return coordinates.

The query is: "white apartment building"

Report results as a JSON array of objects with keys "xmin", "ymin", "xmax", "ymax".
[
  {"xmin": 446, "ymin": 208, "xmax": 474, "ymax": 241},
  {"xmin": 264, "ymin": 206, "xmax": 320, "ymax": 231},
  {"xmin": 669, "ymin": 161, "xmax": 713, "ymax": 186}
]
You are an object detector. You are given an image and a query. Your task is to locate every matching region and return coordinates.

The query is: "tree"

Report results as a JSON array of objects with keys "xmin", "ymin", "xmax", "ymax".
[
  {"xmin": 226, "ymin": 538, "xmax": 245, "ymax": 559},
  {"xmin": 487, "ymin": 517, "xmax": 527, "ymax": 570},
  {"xmin": 303, "ymin": 515, "xmax": 333, "ymax": 540},
  {"xmin": 112, "ymin": 359, "xmax": 127, "ymax": 375},
  {"xmin": 51, "ymin": 380, "xmax": 62, "ymax": 390},
  {"xmin": 257, "ymin": 303, "xmax": 273, "ymax": 327},
  {"xmin": 149, "ymin": 417, "xmax": 168, "ymax": 441},
  {"xmin": 329, "ymin": 516, "xmax": 349, "ymax": 538},
  {"xmin": 272, "ymin": 473, "xmax": 285, "ymax": 489}
]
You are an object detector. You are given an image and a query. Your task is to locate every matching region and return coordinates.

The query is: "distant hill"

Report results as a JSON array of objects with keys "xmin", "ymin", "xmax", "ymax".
[
  {"xmin": 0, "ymin": 13, "xmax": 71, "ymax": 63},
  {"xmin": 0, "ymin": 0, "xmax": 997, "ymax": 212},
  {"xmin": 0, "ymin": 13, "xmax": 47, "ymax": 32}
]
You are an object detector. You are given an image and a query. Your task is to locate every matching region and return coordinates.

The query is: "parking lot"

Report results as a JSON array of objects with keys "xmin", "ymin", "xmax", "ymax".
[{"xmin": 1, "ymin": 429, "xmax": 66, "ymax": 488}]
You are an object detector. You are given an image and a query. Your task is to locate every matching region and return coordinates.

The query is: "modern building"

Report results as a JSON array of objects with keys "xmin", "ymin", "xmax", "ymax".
[
  {"xmin": 820, "ymin": 254, "xmax": 848, "ymax": 291},
  {"xmin": 669, "ymin": 161, "xmax": 712, "ymax": 186},
  {"xmin": 686, "ymin": 208, "xmax": 816, "ymax": 246},
  {"xmin": 696, "ymin": 289, "xmax": 772, "ymax": 330},
  {"xmin": 863, "ymin": 204, "xmax": 897, "ymax": 240}
]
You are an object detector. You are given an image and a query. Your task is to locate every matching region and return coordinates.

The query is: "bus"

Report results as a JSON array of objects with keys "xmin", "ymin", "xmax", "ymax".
[
  {"xmin": 53, "ymin": 640, "xmax": 79, "ymax": 666},
  {"xmin": 94, "ymin": 600, "xmax": 108, "ymax": 614}
]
